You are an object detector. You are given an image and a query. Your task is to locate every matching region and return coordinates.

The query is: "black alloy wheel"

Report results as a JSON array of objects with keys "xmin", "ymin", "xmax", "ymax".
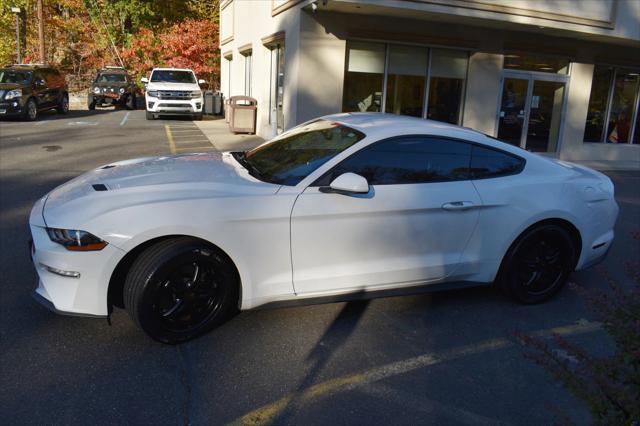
[
  {"xmin": 498, "ymin": 224, "xmax": 576, "ymax": 304},
  {"xmin": 124, "ymin": 238, "xmax": 239, "ymax": 344}
]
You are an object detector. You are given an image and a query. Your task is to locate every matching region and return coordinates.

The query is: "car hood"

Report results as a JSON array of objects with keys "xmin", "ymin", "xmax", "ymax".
[
  {"xmin": 0, "ymin": 83, "xmax": 23, "ymax": 90},
  {"xmin": 42, "ymin": 152, "xmax": 279, "ymax": 227},
  {"xmin": 146, "ymin": 82, "xmax": 201, "ymax": 91}
]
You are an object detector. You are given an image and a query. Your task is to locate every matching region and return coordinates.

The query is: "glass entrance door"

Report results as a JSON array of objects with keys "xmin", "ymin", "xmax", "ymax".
[{"xmin": 497, "ymin": 72, "xmax": 567, "ymax": 152}]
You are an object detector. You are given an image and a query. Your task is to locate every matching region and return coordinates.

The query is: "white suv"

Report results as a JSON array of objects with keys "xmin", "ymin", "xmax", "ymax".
[{"xmin": 142, "ymin": 68, "xmax": 204, "ymax": 120}]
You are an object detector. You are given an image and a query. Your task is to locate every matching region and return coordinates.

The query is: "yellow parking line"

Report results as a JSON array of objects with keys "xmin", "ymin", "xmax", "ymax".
[
  {"xmin": 229, "ymin": 321, "xmax": 602, "ymax": 426},
  {"xmin": 164, "ymin": 124, "xmax": 176, "ymax": 154}
]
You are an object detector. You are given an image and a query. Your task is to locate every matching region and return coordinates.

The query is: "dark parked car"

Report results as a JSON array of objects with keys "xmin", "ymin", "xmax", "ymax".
[
  {"xmin": 0, "ymin": 64, "xmax": 69, "ymax": 121},
  {"xmin": 88, "ymin": 67, "xmax": 136, "ymax": 110}
]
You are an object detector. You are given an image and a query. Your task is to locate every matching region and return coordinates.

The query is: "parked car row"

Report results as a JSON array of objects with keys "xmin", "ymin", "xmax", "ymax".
[{"xmin": 0, "ymin": 63, "xmax": 207, "ymax": 121}]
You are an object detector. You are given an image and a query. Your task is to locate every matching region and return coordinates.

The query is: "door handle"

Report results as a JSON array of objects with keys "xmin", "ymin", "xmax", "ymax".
[{"xmin": 441, "ymin": 201, "xmax": 475, "ymax": 211}]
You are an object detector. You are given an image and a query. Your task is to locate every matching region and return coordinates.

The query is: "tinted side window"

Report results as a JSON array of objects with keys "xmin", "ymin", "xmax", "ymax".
[
  {"xmin": 470, "ymin": 145, "xmax": 524, "ymax": 179},
  {"xmin": 317, "ymin": 136, "xmax": 471, "ymax": 186}
]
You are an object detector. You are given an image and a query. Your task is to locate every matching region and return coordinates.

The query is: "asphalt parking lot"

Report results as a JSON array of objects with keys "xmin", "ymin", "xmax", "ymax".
[{"xmin": 1, "ymin": 109, "xmax": 638, "ymax": 425}]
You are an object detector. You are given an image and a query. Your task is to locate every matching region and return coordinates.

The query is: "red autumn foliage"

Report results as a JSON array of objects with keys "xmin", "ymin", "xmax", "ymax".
[{"xmin": 122, "ymin": 19, "xmax": 219, "ymax": 88}]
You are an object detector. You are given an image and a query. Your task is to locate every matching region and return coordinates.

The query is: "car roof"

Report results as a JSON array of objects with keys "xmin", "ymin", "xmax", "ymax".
[
  {"xmin": 326, "ymin": 112, "xmax": 482, "ymax": 138},
  {"xmin": 151, "ymin": 68, "xmax": 194, "ymax": 72},
  {"xmin": 98, "ymin": 68, "xmax": 127, "ymax": 74},
  {"xmin": 3, "ymin": 64, "xmax": 49, "ymax": 70}
]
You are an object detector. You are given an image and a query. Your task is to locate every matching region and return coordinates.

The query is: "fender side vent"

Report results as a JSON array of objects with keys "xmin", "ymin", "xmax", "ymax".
[
  {"xmin": 101, "ymin": 165, "xmax": 116, "ymax": 169},
  {"xmin": 92, "ymin": 184, "xmax": 108, "ymax": 191}
]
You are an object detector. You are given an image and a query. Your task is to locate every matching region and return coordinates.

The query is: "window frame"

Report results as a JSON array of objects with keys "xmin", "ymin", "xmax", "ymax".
[{"xmin": 311, "ymin": 134, "xmax": 526, "ymax": 187}]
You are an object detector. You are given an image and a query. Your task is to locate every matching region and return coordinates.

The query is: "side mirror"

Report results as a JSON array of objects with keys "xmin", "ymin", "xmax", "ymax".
[
  {"xmin": 198, "ymin": 79, "xmax": 206, "ymax": 85},
  {"xmin": 320, "ymin": 173, "xmax": 369, "ymax": 195},
  {"xmin": 140, "ymin": 77, "xmax": 149, "ymax": 84}
]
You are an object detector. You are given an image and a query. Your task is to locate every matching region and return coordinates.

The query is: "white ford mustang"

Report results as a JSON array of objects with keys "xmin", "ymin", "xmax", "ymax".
[{"xmin": 30, "ymin": 113, "xmax": 618, "ymax": 343}]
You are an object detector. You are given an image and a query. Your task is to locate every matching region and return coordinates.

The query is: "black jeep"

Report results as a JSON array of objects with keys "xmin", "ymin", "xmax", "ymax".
[
  {"xmin": 88, "ymin": 67, "xmax": 137, "ymax": 110},
  {"xmin": 0, "ymin": 64, "xmax": 69, "ymax": 121}
]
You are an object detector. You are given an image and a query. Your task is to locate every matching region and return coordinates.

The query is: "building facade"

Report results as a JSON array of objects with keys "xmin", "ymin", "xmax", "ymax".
[{"xmin": 220, "ymin": 0, "xmax": 640, "ymax": 169}]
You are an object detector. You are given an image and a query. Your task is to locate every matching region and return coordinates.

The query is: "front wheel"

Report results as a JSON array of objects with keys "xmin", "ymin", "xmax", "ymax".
[
  {"xmin": 497, "ymin": 224, "xmax": 577, "ymax": 304},
  {"xmin": 193, "ymin": 113, "xmax": 203, "ymax": 121},
  {"xmin": 145, "ymin": 110, "xmax": 155, "ymax": 120},
  {"xmin": 24, "ymin": 98, "xmax": 38, "ymax": 121},
  {"xmin": 126, "ymin": 94, "xmax": 136, "ymax": 110},
  {"xmin": 124, "ymin": 238, "xmax": 239, "ymax": 344}
]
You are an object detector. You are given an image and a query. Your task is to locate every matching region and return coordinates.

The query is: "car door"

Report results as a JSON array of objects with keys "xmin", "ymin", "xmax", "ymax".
[
  {"xmin": 31, "ymin": 70, "xmax": 50, "ymax": 107},
  {"xmin": 290, "ymin": 135, "xmax": 482, "ymax": 295}
]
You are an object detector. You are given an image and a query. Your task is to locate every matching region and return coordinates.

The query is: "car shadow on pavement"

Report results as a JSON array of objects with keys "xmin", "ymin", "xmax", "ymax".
[{"xmin": 270, "ymin": 297, "xmax": 370, "ymax": 424}]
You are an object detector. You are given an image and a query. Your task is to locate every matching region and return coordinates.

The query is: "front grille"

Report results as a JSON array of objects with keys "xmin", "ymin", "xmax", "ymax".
[
  {"xmin": 158, "ymin": 103, "xmax": 191, "ymax": 108},
  {"xmin": 158, "ymin": 91, "xmax": 191, "ymax": 100}
]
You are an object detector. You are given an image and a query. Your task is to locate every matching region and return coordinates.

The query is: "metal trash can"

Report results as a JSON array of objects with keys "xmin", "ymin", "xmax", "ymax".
[
  {"xmin": 213, "ymin": 92, "xmax": 223, "ymax": 115},
  {"xmin": 228, "ymin": 96, "xmax": 257, "ymax": 134},
  {"xmin": 203, "ymin": 91, "xmax": 214, "ymax": 115}
]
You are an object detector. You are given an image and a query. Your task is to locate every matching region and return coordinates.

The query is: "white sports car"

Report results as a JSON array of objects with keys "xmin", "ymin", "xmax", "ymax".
[{"xmin": 30, "ymin": 113, "xmax": 618, "ymax": 343}]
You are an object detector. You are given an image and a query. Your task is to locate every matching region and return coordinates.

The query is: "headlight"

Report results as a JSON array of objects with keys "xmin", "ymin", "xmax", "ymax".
[
  {"xmin": 147, "ymin": 90, "xmax": 159, "ymax": 98},
  {"xmin": 4, "ymin": 89, "xmax": 22, "ymax": 99},
  {"xmin": 46, "ymin": 228, "xmax": 108, "ymax": 251},
  {"xmin": 119, "ymin": 87, "xmax": 126, "ymax": 94},
  {"xmin": 92, "ymin": 86, "xmax": 101, "ymax": 94},
  {"xmin": 191, "ymin": 90, "xmax": 202, "ymax": 99}
]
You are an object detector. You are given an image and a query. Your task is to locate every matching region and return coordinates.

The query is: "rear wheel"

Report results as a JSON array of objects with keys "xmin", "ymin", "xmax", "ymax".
[
  {"xmin": 497, "ymin": 224, "xmax": 576, "ymax": 304},
  {"xmin": 56, "ymin": 93, "xmax": 69, "ymax": 114},
  {"xmin": 124, "ymin": 238, "xmax": 239, "ymax": 344},
  {"xmin": 145, "ymin": 110, "xmax": 155, "ymax": 120}
]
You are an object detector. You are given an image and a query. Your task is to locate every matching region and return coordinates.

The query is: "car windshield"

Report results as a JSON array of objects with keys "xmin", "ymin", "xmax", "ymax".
[
  {"xmin": 0, "ymin": 70, "xmax": 32, "ymax": 85},
  {"xmin": 97, "ymin": 73, "xmax": 126, "ymax": 83},
  {"xmin": 238, "ymin": 120, "xmax": 365, "ymax": 186},
  {"xmin": 150, "ymin": 70, "xmax": 196, "ymax": 84}
]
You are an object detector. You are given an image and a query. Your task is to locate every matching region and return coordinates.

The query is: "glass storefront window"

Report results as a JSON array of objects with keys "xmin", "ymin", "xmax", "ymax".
[
  {"xmin": 385, "ymin": 45, "xmax": 428, "ymax": 117},
  {"xmin": 427, "ymin": 49, "xmax": 468, "ymax": 124},
  {"xmin": 503, "ymin": 53, "xmax": 568, "ymax": 74},
  {"xmin": 606, "ymin": 70, "xmax": 639, "ymax": 144},
  {"xmin": 342, "ymin": 42, "xmax": 385, "ymax": 112},
  {"xmin": 342, "ymin": 42, "xmax": 469, "ymax": 125},
  {"xmin": 584, "ymin": 66, "xmax": 614, "ymax": 142},
  {"xmin": 584, "ymin": 66, "xmax": 640, "ymax": 144}
]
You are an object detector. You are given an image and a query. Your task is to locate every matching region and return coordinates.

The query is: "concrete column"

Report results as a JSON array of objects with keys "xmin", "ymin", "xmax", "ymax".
[
  {"xmin": 558, "ymin": 63, "xmax": 593, "ymax": 161},
  {"xmin": 462, "ymin": 52, "xmax": 503, "ymax": 136}
]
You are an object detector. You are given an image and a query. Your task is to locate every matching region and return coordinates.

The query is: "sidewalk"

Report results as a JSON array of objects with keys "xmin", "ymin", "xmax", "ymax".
[{"xmin": 194, "ymin": 116, "xmax": 265, "ymax": 152}]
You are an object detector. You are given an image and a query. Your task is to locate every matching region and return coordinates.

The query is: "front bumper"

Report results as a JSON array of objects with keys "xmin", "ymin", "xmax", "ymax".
[
  {"xmin": 0, "ymin": 99, "xmax": 25, "ymax": 116},
  {"xmin": 30, "ymin": 223, "xmax": 126, "ymax": 317},
  {"xmin": 146, "ymin": 96, "xmax": 203, "ymax": 115},
  {"xmin": 88, "ymin": 93, "xmax": 126, "ymax": 105}
]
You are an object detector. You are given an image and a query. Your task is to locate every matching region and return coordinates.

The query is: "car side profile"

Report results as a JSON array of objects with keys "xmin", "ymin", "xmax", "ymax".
[
  {"xmin": 29, "ymin": 113, "xmax": 618, "ymax": 343},
  {"xmin": 142, "ymin": 68, "xmax": 205, "ymax": 120},
  {"xmin": 0, "ymin": 64, "xmax": 69, "ymax": 121}
]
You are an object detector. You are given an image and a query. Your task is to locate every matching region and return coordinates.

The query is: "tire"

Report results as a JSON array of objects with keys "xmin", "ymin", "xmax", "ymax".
[
  {"xmin": 126, "ymin": 94, "xmax": 136, "ymax": 110},
  {"xmin": 497, "ymin": 224, "xmax": 577, "ymax": 304},
  {"xmin": 56, "ymin": 93, "xmax": 69, "ymax": 114},
  {"xmin": 24, "ymin": 98, "xmax": 38, "ymax": 121},
  {"xmin": 88, "ymin": 102, "xmax": 96, "ymax": 111},
  {"xmin": 145, "ymin": 110, "xmax": 155, "ymax": 120},
  {"xmin": 193, "ymin": 113, "xmax": 203, "ymax": 121},
  {"xmin": 124, "ymin": 237, "xmax": 239, "ymax": 344}
]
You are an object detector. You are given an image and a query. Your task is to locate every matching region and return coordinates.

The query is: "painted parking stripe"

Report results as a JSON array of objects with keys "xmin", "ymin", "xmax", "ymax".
[
  {"xmin": 119, "ymin": 111, "xmax": 130, "ymax": 126},
  {"xmin": 164, "ymin": 125, "xmax": 177, "ymax": 154},
  {"xmin": 230, "ymin": 321, "xmax": 602, "ymax": 426}
]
